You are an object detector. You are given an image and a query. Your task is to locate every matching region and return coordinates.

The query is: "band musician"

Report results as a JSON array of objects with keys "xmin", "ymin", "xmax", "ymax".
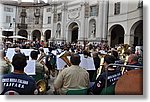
[{"xmin": 89, "ymin": 55, "xmax": 122, "ymax": 95}]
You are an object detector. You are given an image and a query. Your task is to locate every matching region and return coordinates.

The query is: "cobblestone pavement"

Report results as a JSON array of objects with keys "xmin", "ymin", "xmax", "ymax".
[
  {"xmin": 45, "ymin": 70, "xmax": 59, "ymax": 95},
  {"xmin": 45, "ymin": 75, "xmax": 56, "ymax": 95}
]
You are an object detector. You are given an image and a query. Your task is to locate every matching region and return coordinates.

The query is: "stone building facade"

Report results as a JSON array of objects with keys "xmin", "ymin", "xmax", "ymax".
[
  {"xmin": 0, "ymin": 0, "xmax": 17, "ymax": 39},
  {"xmin": 0, "ymin": 0, "xmax": 143, "ymax": 47}
]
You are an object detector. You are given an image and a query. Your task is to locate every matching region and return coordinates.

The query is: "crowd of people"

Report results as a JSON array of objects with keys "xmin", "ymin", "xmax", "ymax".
[{"xmin": 0, "ymin": 39, "xmax": 143, "ymax": 95}]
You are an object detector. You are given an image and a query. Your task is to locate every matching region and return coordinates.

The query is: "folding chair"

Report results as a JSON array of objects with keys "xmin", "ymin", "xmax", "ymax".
[
  {"xmin": 66, "ymin": 88, "xmax": 88, "ymax": 95},
  {"xmin": 100, "ymin": 84, "xmax": 115, "ymax": 95}
]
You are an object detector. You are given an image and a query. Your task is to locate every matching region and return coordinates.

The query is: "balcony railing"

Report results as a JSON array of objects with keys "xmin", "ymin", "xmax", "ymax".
[{"xmin": 17, "ymin": 23, "xmax": 28, "ymax": 29}]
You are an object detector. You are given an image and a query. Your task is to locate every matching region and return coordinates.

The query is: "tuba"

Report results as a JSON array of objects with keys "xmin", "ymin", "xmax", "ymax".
[
  {"xmin": 36, "ymin": 80, "xmax": 47, "ymax": 94},
  {"xmin": 58, "ymin": 51, "xmax": 72, "ymax": 67}
]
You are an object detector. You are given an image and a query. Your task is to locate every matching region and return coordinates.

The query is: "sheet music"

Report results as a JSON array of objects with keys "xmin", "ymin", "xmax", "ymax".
[
  {"xmin": 79, "ymin": 54, "xmax": 96, "ymax": 70},
  {"xmin": 24, "ymin": 60, "xmax": 36, "ymax": 75},
  {"xmin": 6, "ymin": 48, "xmax": 34, "ymax": 61},
  {"xmin": 6, "ymin": 48, "xmax": 15, "ymax": 62},
  {"xmin": 56, "ymin": 54, "xmax": 96, "ymax": 70},
  {"xmin": 56, "ymin": 56, "xmax": 71, "ymax": 70}
]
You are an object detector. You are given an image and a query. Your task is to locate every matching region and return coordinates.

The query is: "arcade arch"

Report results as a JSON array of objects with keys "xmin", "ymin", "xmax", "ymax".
[
  {"xmin": 32, "ymin": 30, "xmax": 41, "ymax": 41},
  {"xmin": 68, "ymin": 22, "xmax": 79, "ymax": 43},
  {"xmin": 18, "ymin": 30, "xmax": 28, "ymax": 38},
  {"xmin": 109, "ymin": 25, "xmax": 125, "ymax": 47},
  {"xmin": 130, "ymin": 20, "xmax": 143, "ymax": 46},
  {"xmin": 44, "ymin": 30, "xmax": 51, "ymax": 42}
]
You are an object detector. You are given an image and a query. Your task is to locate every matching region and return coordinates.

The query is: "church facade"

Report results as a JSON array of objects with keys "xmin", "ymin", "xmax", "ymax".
[{"xmin": 0, "ymin": 0, "xmax": 143, "ymax": 47}]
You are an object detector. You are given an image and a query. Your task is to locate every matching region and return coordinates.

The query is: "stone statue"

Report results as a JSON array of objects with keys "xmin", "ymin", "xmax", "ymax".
[
  {"xmin": 57, "ymin": 24, "xmax": 61, "ymax": 38},
  {"xmin": 91, "ymin": 22, "xmax": 96, "ymax": 38}
]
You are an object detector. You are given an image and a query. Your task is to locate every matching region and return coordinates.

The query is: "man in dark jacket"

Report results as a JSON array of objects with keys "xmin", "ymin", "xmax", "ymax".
[{"xmin": 89, "ymin": 55, "xmax": 122, "ymax": 95}]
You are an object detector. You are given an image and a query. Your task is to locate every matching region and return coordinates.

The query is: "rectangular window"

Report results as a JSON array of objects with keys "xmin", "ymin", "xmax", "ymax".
[
  {"xmin": 114, "ymin": 2, "xmax": 120, "ymax": 15},
  {"xmin": 48, "ymin": 16, "xmax": 51, "ymax": 24},
  {"xmin": 47, "ymin": 8, "xmax": 51, "ymax": 12},
  {"xmin": 4, "ymin": 7, "xmax": 13, "ymax": 12},
  {"xmin": 90, "ymin": 5, "xmax": 98, "ymax": 16},
  {"xmin": 6, "ymin": 16, "xmax": 11, "ymax": 23}
]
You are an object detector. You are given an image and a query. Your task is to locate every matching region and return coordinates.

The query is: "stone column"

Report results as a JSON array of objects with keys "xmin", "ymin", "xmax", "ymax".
[
  {"xmin": 79, "ymin": 2, "xmax": 85, "ymax": 42},
  {"xmin": 51, "ymin": 4, "xmax": 57, "ymax": 40},
  {"xmin": 124, "ymin": 34, "xmax": 131, "ymax": 45},
  {"xmin": 102, "ymin": 0, "xmax": 109, "ymax": 41},
  {"xmin": 28, "ymin": 31, "xmax": 32, "ymax": 41},
  {"xmin": 125, "ymin": 27, "xmax": 133, "ymax": 45},
  {"xmin": 61, "ymin": 2, "xmax": 67, "ymax": 42},
  {"xmin": 97, "ymin": 0, "xmax": 103, "ymax": 41}
]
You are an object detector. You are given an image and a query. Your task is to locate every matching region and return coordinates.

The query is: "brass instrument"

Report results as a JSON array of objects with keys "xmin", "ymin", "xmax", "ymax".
[
  {"xmin": 4, "ymin": 57, "xmax": 12, "ymax": 65},
  {"xmin": 117, "ymin": 44, "xmax": 130, "ymax": 74},
  {"xmin": 37, "ymin": 52, "xmax": 46, "ymax": 62},
  {"xmin": 40, "ymin": 60, "xmax": 49, "ymax": 74},
  {"xmin": 36, "ymin": 53, "xmax": 51, "ymax": 94},
  {"xmin": 38, "ymin": 52, "xmax": 56, "ymax": 77},
  {"xmin": 117, "ymin": 44, "xmax": 129, "ymax": 61},
  {"xmin": 37, "ymin": 51, "xmax": 49, "ymax": 72},
  {"xmin": 58, "ymin": 51, "xmax": 72, "ymax": 67},
  {"xmin": 96, "ymin": 53, "xmax": 107, "ymax": 79},
  {"xmin": 2, "ymin": 57, "xmax": 12, "ymax": 74},
  {"xmin": 36, "ymin": 79, "xmax": 47, "ymax": 94}
]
